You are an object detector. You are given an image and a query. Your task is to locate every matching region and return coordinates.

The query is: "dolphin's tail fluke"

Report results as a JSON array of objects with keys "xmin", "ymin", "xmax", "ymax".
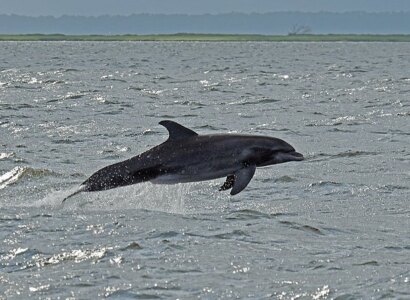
[{"xmin": 62, "ymin": 185, "xmax": 87, "ymax": 204}]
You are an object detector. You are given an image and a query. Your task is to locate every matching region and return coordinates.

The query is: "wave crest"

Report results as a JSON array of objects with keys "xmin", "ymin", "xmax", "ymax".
[{"xmin": 0, "ymin": 166, "xmax": 56, "ymax": 190}]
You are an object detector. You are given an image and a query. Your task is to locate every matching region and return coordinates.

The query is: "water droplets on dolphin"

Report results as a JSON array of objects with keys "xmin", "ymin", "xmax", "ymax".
[{"xmin": 62, "ymin": 120, "xmax": 303, "ymax": 203}]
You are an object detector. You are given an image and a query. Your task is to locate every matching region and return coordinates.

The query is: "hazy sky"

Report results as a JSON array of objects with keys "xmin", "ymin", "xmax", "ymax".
[{"xmin": 1, "ymin": 0, "xmax": 410, "ymax": 16}]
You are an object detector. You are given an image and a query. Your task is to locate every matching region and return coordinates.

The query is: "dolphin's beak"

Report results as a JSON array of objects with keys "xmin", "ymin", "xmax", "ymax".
[
  {"xmin": 275, "ymin": 151, "xmax": 304, "ymax": 163},
  {"xmin": 289, "ymin": 151, "xmax": 304, "ymax": 161}
]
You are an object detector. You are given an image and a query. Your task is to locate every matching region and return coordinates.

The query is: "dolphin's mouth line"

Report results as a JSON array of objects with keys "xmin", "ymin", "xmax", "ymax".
[
  {"xmin": 274, "ymin": 150, "xmax": 304, "ymax": 162},
  {"xmin": 287, "ymin": 150, "xmax": 304, "ymax": 161}
]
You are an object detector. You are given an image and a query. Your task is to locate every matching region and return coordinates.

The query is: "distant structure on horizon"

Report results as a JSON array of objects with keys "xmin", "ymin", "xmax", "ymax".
[{"xmin": 1, "ymin": 12, "xmax": 410, "ymax": 35}]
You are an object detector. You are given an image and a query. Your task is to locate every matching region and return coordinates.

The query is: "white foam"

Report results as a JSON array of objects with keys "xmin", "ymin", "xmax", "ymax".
[{"xmin": 0, "ymin": 167, "xmax": 25, "ymax": 190}]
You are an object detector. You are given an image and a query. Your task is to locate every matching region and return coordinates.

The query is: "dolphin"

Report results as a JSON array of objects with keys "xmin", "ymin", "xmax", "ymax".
[{"xmin": 62, "ymin": 120, "xmax": 303, "ymax": 203}]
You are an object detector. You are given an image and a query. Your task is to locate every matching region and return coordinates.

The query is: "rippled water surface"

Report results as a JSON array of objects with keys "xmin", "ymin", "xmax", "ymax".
[{"xmin": 1, "ymin": 42, "xmax": 409, "ymax": 299}]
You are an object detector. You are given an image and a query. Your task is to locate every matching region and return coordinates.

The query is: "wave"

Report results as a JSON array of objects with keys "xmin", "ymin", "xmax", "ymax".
[
  {"xmin": 230, "ymin": 97, "xmax": 281, "ymax": 106},
  {"xmin": 279, "ymin": 220, "xmax": 324, "ymax": 235},
  {"xmin": 0, "ymin": 166, "xmax": 56, "ymax": 190},
  {"xmin": 307, "ymin": 150, "xmax": 380, "ymax": 163},
  {"xmin": 0, "ymin": 152, "xmax": 15, "ymax": 160},
  {"xmin": 33, "ymin": 247, "xmax": 109, "ymax": 267}
]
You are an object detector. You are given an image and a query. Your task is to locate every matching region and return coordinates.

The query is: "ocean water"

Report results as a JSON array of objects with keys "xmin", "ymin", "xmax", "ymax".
[{"xmin": 0, "ymin": 41, "xmax": 409, "ymax": 299}]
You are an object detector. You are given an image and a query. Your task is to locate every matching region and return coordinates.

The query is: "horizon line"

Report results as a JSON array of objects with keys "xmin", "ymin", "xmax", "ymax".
[{"xmin": 2, "ymin": 10, "xmax": 410, "ymax": 18}]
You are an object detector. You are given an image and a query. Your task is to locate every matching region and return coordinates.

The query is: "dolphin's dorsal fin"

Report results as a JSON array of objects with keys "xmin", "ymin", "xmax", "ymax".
[
  {"xmin": 230, "ymin": 165, "xmax": 256, "ymax": 195},
  {"xmin": 159, "ymin": 120, "xmax": 198, "ymax": 141}
]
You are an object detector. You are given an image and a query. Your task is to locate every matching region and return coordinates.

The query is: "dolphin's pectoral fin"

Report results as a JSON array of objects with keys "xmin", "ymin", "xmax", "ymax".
[
  {"xmin": 230, "ymin": 164, "xmax": 256, "ymax": 195},
  {"xmin": 159, "ymin": 120, "xmax": 198, "ymax": 141},
  {"xmin": 218, "ymin": 165, "xmax": 256, "ymax": 195},
  {"xmin": 219, "ymin": 175, "xmax": 235, "ymax": 191}
]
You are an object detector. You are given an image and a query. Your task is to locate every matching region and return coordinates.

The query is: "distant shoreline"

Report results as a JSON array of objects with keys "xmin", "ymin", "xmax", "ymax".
[{"xmin": 1, "ymin": 34, "xmax": 410, "ymax": 42}]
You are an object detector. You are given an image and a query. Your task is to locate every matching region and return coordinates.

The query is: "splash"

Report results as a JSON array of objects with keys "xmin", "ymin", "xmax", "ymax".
[
  {"xmin": 36, "ymin": 180, "xmax": 229, "ymax": 214},
  {"xmin": 33, "ymin": 182, "xmax": 193, "ymax": 213},
  {"xmin": 126, "ymin": 181, "xmax": 231, "ymax": 214},
  {"xmin": 33, "ymin": 186, "xmax": 85, "ymax": 208},
  {"xmin": 73, "ymin": 182, "xmax": 195, "ymax": 214}
]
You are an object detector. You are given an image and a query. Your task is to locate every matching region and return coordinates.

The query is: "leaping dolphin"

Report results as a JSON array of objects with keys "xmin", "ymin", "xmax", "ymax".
[{"xmin": 62, "ymin": 120, "xmax": 303, "ymax": 203}]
